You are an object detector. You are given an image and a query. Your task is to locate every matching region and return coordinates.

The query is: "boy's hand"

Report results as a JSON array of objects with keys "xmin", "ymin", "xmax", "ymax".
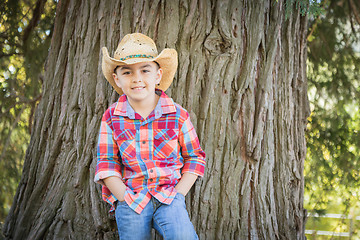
[
  {"xmin": 175, "ymin": 173, "xmax": 198, "ymax": 196},
  {"xmin": 103, "ymin": 176, "xmax": 127, "ymax": 202}
]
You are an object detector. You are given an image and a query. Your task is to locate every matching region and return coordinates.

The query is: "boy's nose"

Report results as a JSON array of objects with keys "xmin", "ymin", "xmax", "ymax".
[{"xmin": 132, "ymin": 73, "xmax": 142, "ymax": 82}]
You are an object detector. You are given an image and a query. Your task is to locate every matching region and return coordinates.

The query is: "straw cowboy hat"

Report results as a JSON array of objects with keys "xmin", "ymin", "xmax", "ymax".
[{"xmin": 101, "ymin": 33, "xmax": 178, "ymax": 95}]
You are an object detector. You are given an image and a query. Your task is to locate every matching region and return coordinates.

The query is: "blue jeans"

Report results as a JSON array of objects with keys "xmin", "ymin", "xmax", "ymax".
[{"xmin": 115, "ymin": 193, "xmax": 199, "ymax": 240}]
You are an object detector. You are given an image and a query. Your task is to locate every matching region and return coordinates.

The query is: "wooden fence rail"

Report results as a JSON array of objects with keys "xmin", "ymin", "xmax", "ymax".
[{"xmin": 306, "ymin": 213, "xmax": 360, "ymax": 239}]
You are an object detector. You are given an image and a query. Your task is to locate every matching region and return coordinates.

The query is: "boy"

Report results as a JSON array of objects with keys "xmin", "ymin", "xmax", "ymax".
[{"xmin": 94, "ymin": 33, "xmax": 206, "ymax": 240}]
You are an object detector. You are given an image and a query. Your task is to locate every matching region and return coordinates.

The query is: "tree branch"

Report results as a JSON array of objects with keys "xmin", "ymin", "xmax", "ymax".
[
  {"xmin": 0, "ymin": 52, "xmax": 21, "ymax": 58},
  {"xmin": 0, "ymin": 94, "xmax": 42, "ymax": 119},
  {"xmin": 348, "ymin": 1, "xmax": 357, "ymax": 34},
  {"xmin": 0, "ymin": 33, "xmax": 8, "ymax": 39},
  {"xmin": 22, "ymin": 0, "xmax": 47, "ymax": 44},
  {"xmin": 307, "ymin": 0, "xmax": 328, "ymax": 41},
  {"xmin": 349, "ymin": 0, "xmax": 360, "ymax": 25},
  {"xmin": 0, "ymin": 105, "xmax": 26, "ymax": 163},
  {"xmin": 307, "ymin": 15, "xmax": 320, "ymax": 41}
]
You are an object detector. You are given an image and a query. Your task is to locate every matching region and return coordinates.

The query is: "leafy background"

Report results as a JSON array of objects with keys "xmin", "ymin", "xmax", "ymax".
[
  {"xmin": 0, "ymin": 0, "xmax": 56, "ymax": 222},
  {"xmin": 305, "ymin": 0, "xmax": 360, "ymax": 238},
  {"xmin": 0, "ymin": 0, "xmax": 359, "ymax": 238}
]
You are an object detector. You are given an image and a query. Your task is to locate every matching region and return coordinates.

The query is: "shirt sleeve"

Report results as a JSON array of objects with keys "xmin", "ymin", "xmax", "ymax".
[
  {"xmin": 94, "ymin": 111, "xmax": 122, "ymax": 185},
  {"xmin": 178, "ymin": 112, "xmax": 206, "ymax": 177}
]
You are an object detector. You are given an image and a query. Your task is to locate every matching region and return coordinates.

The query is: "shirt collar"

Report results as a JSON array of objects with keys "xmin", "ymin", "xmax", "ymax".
[{"xmin": 113, "ymin": 89, "xmax": 176, "ymax": 118}]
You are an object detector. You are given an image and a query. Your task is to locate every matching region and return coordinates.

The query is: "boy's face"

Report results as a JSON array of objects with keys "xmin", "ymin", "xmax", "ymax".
[{"xmin": 112, "ymin": 61, "xmax": 163, "ymax": 104}]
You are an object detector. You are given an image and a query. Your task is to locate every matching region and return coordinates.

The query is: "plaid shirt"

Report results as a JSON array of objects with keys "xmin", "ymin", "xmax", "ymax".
[{"xmin": 94, "ymin": 90, "xmax": 206, "ymax": 214}]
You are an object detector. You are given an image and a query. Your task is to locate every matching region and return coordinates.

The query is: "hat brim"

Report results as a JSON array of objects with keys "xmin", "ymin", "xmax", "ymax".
[{"xmin": 101, "ymin": 47, "xmax": 178, "ymax": 95}]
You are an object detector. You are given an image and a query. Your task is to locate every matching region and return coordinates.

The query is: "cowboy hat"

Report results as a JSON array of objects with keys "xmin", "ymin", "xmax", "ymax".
[{"xmin": 101, "ymin": 33, "xmax": 178, "ymax": 95}]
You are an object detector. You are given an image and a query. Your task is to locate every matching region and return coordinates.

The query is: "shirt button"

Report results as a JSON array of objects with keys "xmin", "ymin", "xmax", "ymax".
[
  {"xmin": 142, "ymin": 140, "xmax": 146, "ymax": 144},
  {"xmin": 150, "ymin": 169, "xmax": 153, "ymax": 173},
  {"xmin": 150, "ymin": 179, "xmax": 153, "ymax": 182}
]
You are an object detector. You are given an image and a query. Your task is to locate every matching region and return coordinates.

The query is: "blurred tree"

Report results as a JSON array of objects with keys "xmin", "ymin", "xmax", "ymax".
[
  {"xmin": 306, "ymin": 0, "xmax": 360, "ymax": 217},
  {"xmin": 0, "ymin": 0, "xmax": 57, "ymax": 221}
]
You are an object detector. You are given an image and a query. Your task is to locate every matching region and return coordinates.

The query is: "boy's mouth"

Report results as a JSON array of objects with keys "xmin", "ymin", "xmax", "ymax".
[{"xmin": 131, "ymin": 86, "xmax": 145, "ymax": 90}]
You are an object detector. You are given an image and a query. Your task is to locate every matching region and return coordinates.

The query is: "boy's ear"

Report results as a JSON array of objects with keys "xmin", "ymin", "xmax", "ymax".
[
  {"xmin": 112, "ymin": 73, "xmax": 118, "ymax": 81},
  {"xmin": 112, "ymin": 73, "xmax": 122, "ymax": 88},
  {"xmin": 156, "ymin": 68, "xmax": 163, "ymax": 85}
]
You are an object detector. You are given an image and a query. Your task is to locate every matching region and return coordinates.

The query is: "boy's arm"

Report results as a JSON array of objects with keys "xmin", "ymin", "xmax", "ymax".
[
  {"xmin": 177, "ymin": 111, "xmax": 206, "ymax": 194},
  {"xmin": 175, "ymin": 172, "xmax": 198, "ymax": 196},
  {"xmin": 94, "ymin": 112, "xmax": 123, "ymax": 189},
  {"xmin": 103, "ymin": 176, "xmax": 127, "ymax": 201}
]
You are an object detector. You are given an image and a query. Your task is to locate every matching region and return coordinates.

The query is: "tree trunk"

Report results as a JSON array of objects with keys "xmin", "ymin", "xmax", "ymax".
[{"xmin": 3, "ymin": 0, "xmax": 310, "ymax": 239}]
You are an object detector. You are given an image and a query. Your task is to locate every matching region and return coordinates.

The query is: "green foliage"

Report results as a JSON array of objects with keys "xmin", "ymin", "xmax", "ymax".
[
  {"xmin": 0, "ymin": 0, "xmax": 57, "ymax": 222},
  {"xmin": 275, "ymin": 0, "xmax": 325, "ymax": 19},
  {"xmin": 305, "ymin": 0, "xmax": 360, "ymax": 227}
]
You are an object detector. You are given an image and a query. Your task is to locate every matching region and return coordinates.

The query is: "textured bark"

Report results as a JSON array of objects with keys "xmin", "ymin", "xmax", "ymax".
[{"xmin": 3, "ymin": 0, "xmax": 310, "ymax": 239}]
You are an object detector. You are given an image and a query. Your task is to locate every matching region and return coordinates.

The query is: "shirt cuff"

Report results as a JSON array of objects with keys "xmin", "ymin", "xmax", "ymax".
[{"xmin": 182, "ymin": 160, "xmax": 205, "ymax": 178}]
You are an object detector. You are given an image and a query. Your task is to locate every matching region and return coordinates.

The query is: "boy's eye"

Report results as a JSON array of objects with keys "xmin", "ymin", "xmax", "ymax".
[
  {"xmin": 142, "ymin": 69, "xmax": 150, "ymax": 73},
  {"xmin": 122, "ymin": 71, "xmax": 131, "ymax": 75}
]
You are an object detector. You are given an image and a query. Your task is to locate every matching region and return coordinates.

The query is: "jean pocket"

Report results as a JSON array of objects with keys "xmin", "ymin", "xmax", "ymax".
[
  {"xmin": 115, "ymin": 200, "xmax": 123, "ymax": 209},
  {"xmin": 114, "ymin": 129, "xmax": 136, "ymax": 159},
  {"xmin": 153, "ymin": 129, "xmax": 179, "ymax": 159}
]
